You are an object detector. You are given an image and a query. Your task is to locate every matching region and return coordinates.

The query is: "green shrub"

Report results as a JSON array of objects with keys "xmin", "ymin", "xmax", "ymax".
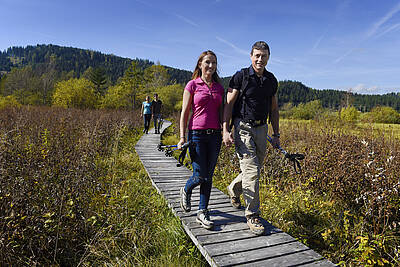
[
  {"xmin": 0, "ymin": 95, "xmax": 21, "ymax": 109},
  {"xmin": 362, "ymin": 106, "xmax": 400, "ymax": 124},
  {"xmin": 291, "ymin": 100, "xmax": 324, "ymax": 120},
  {"xmin": 339, "ymin": 106, "xmax": 360, "ymax": 122},
  {"xmin": 52, "ymin": 78, "xmax": 99, "ymax": 108},
  {"xmin": 101, "ymin": 84, "xmax": 132, "ymax": 109}
]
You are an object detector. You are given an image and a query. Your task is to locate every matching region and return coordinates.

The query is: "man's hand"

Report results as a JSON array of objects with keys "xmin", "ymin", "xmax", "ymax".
[
  {"xmin": 223, "ymin": 130, "xmax": 234, "ymax": 147},
  {"xmin": 271, "ymin": 136, "xmax": 280, "ymax": 149}
]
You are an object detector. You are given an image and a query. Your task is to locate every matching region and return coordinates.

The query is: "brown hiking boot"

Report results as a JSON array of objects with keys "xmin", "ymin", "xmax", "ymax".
[
  {"xmin": 247, "ymin": 216, "xmax": 265, "ymax": 236},
  {"xmin": 227, "ymin": 186, "xmax": 241, "ymax": 209}
]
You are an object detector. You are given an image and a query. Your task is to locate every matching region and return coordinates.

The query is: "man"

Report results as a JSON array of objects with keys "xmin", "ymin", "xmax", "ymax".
[
  {"xmin": 222, "ymin": 41, "xmax": 280, "ymax": 235},
  {"xmin": 151, "ymin": 93, "xmax": 163, "ymax": 134}
]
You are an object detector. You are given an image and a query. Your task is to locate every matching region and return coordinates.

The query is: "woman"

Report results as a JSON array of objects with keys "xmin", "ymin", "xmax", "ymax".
[
  {"xmin": 178, "ymin": 50, "xmax": 224, "ymax": 229},
  {"xmin": 141, "ymin": 96, "xmax": 152, "ymax": 134}
]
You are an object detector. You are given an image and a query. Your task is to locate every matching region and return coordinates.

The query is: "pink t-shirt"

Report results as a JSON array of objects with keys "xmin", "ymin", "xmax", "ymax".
[{"xmin": 185, "ymin": 77, "xmax": 225, "ymax": 130}]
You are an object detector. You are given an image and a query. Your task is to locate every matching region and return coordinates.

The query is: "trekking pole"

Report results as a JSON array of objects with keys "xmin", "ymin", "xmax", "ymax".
[
  {"xmin": 157, "ymin": 143, "xmax": 177, "ymax": 151},
  {"xmin": 266, "ymin": 134, "xmax": 305, "ymax": 174},
  {"xmin": 157, "ymin": 141, "xmax": 192, "ymax": 166}
]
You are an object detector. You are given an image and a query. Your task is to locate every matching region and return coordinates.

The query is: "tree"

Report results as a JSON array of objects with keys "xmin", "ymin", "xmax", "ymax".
[
  {"xmin": 291, "ymin": 100, "xmax": 324, "ymax": 120},
  {"xmin": 157, "ymin": 84, "xmax": 184, "ymax": 113},
  {"xmin": 84, "ymin": 67, "xmax": 108, "ymax": 95},
  {"xmin": 362, "ymin": 106, "xmax": 400, "ymax": 124},
  {"xmin": 101, "ymin": 84, "xmax": 131, "ymax": 109},
  {"xmin": 120, "ymin": 61, "xmax": 144, "ymax": 110},
  {"xmin": 38, "ymin": 54, "xmax": 58, "ymax": 105},
  {"xmin": 0, "ymin": 74, "xmax": 5, "ymax": 95},
  {"xmin": 339, "ymin": 106, "xmax": 360, "ymax": 123},
  {"xmin": 52, "ymin": 78, "xmax": 98, "ymax": 108},
  {"xmin": 143, "ymin": 62, "xmax": 169, "ymax": 94},
  {"xmin": 2, "ymin": 66, "xmax": 42, "ymax": 105},
  {"xmin": 0, "ymin": 95, "xmax": 21, "ymax": 109}
]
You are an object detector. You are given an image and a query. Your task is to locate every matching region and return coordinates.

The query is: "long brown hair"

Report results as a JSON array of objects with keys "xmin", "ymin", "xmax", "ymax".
[{"xmin": 191, "ymin": 50, "xmax": 221, "ymax": 83}]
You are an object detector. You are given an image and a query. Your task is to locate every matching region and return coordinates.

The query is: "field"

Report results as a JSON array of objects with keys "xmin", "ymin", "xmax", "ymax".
[
  {"xmin": 212, "ymin": 118, "xmax": 400, "ymax": 266},
  {"xmin": 0, "ymin": 106, "xmax": 205, "ymax": 266},
  {"xmin": 1, "ymin": 106, "xmax": 399, "ymax": 266}
]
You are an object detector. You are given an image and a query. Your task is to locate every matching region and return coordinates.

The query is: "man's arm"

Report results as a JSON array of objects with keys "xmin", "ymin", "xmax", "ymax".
[
  {"xmin": 222, "ymin": 88, "xmax": 239, "ymax": 146},
  {"xmin": 270, "ymin": 95, "xmax": 280, "ymax": 148}
]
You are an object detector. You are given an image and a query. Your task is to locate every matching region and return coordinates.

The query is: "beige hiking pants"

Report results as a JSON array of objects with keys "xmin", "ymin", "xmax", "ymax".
[{"xmin": 228, "ymin": 118, "xmax": 268, "ymax": 218}]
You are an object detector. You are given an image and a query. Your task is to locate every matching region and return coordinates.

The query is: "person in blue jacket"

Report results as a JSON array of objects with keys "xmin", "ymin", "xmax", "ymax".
[{"xmin": 141, "ymin": 95, "xmax": 152, "ymax": 134}]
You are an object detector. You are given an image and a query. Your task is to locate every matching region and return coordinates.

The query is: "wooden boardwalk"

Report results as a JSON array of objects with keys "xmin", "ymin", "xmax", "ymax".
[{"xmin": 135, "ymin": 121, "xmax": 336, "ymax": 267}]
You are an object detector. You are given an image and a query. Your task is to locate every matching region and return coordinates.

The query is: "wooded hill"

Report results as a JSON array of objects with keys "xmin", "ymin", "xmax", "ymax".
[
  {"xmin": 0, "ymin": 44, "xmax": 192, "ymax": 84},
  {"xmin": 1, "ymin": 44, "xmax": 400, "ymax": 111}
]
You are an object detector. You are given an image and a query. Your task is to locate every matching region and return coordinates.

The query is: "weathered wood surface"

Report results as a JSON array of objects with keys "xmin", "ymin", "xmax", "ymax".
[{"xmin": 135, "ymin": 121, "xmax": 336, "ymax": 267}]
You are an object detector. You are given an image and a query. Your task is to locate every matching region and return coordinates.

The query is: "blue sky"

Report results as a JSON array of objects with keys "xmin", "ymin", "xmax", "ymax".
[{"xmin": 2, "ymin": 0, "xmax": 400, "ymax": 94}]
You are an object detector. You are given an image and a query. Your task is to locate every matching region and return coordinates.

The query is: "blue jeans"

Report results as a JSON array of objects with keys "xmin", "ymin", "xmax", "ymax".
[
  {"xmin": 143, "ymin": 114, "xmax": 151, "ymax": 132},
  {"xmin": 153, "ymin": 113, "xmax": 162, "ymax": 131},
  {"xmin": 184, "ymin": 131, "xmax": 222, "ymax": 210}
]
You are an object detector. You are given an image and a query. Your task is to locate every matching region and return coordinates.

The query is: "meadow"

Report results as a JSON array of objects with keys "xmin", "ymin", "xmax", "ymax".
[
  {"xmin": 1, "ymin": 105, "xmax": 399, "ymax": 266},
  {"xmin": 162, "ymin": 114, "xmax": 400, "ymax": 266},
  {"xmin": 212, "ymin": 118, "xmax": 400, "ymax": 266},
  {"xmin": 0, "ymin": 106, "xmax": 205, "ymax": 266}
]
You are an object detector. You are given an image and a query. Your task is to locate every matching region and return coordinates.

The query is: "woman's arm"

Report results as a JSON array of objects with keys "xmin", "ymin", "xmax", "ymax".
[{"xmin": 178, "ymin": 90, "xmax": 192, "ymax": 149}]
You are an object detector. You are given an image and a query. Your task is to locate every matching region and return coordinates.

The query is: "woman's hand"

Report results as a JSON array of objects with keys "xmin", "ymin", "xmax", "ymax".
[{"xmin": 177, "ymin": 138, "xmax": 186, "ymax": 150}]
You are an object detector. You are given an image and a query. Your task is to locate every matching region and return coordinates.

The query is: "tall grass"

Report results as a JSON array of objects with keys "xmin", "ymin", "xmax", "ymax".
[
  {"xmin": 211, "ymin": 118, "xmax": 400, "ymax": 266},
  {"xmin": 0, "ymin": 106, "xmax": 205, "ymax": 266}
]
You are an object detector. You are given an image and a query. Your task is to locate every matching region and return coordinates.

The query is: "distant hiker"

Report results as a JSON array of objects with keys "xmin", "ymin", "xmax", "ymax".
[
  {"xmin": 152, "ymin": 93, "xmax": 163, "ymax": 134},
  {"xmin": 222, "ymin": 41, "xmax": 280, "ymax": 235},
  {"xmin": 178, "ymin": 50, "xmax": 224, "ymax": 230},
  {"xmin": 141, "ymin": 95, "xmax": 152, "ymax": 134}
]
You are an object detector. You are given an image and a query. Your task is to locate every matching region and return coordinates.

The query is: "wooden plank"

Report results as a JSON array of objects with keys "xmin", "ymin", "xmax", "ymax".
[{"xmin": 135, "ymin": 121, "xmax": 336, "ymax": 267}]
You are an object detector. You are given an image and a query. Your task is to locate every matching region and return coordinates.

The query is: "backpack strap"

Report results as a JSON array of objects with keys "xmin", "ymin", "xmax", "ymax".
[
  {"xmin": 238, "ymin": 67, "xmax": 250, "ymax": 119},
  {"xmin": 228, "ymin": 67, "xmax": 250, "ymax": 128},
  {"xmin": 238, "ymin": 67, "xmax": 249, "ymax": 99}
]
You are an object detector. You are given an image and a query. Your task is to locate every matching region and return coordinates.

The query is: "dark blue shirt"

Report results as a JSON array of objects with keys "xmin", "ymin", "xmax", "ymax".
[{"xmin": 229, "ymin": 65, "xmax": 278, "ymax": 121}]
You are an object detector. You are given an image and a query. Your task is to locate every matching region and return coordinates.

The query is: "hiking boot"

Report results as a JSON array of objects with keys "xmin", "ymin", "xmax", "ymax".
[
  {"xmin": 247, "ymin": 215, "xmax": 265, "ymax": 236},
  {"xmin": 180, "ymin": 187, "xmax": 191, "ymax": 212},
  {"xmin": 196, "ymin": 209, "xmax": 214, "ymax": 229},
  {"xmin": 227, "ymin": 186, "xmax": 241, "ymax": 209}
]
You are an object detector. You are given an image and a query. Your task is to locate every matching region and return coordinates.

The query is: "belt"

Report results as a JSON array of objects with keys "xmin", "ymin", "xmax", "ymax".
[
  {"xmin": 243, "ymin": 119, "xmax": 267, "ymax": 127},
  {"xmin": 190, "ymin": 129, "xmax": 221, "ymax": 135}
]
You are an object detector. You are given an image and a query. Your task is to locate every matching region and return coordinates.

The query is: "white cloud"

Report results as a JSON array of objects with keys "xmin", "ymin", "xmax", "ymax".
[
  {"xmin": 215, "ymin": 36, "xmax": 248, "ymax": 55},
  {"xmin": 174, "ymin": 14, "xmax": 198, "ymax": 27},
  {"xmin": 374, "ymin": 23, "xmax": 400, "ymax": 39},
  {"xmin": 366, "ymin": 2, "xmax": 400, "ymax": 38},
  {"xmin": 346, "ymin": 84, "xmax": 400, "ymax": 95},
  {"xmin": 333, "ymin": 47, "xmax": 356, "ymax": 64},
  {"xmin": 334, "ymin": 2, "xmax": 400, "ymax": 64}
]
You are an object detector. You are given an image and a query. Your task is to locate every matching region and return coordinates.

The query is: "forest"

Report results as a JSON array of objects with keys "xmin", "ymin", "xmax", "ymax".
[{"xmin": 1, "ymin": 44, "xmax": 400, "ymax": 113}]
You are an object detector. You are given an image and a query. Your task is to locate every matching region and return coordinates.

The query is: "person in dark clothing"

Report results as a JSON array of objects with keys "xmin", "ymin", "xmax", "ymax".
[
  {"xmin": 222, "ymin": 41, "xmax": 280, "ymax": 236},
  {"xmin": 152, "ymin": 93, "xmax": 163, "ymax": 134}
]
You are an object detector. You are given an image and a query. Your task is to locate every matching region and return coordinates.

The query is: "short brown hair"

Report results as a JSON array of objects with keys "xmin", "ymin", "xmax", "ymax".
[{"xmin": 251, "ymin": 41, "xmax": 270, "ymax": 55}]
